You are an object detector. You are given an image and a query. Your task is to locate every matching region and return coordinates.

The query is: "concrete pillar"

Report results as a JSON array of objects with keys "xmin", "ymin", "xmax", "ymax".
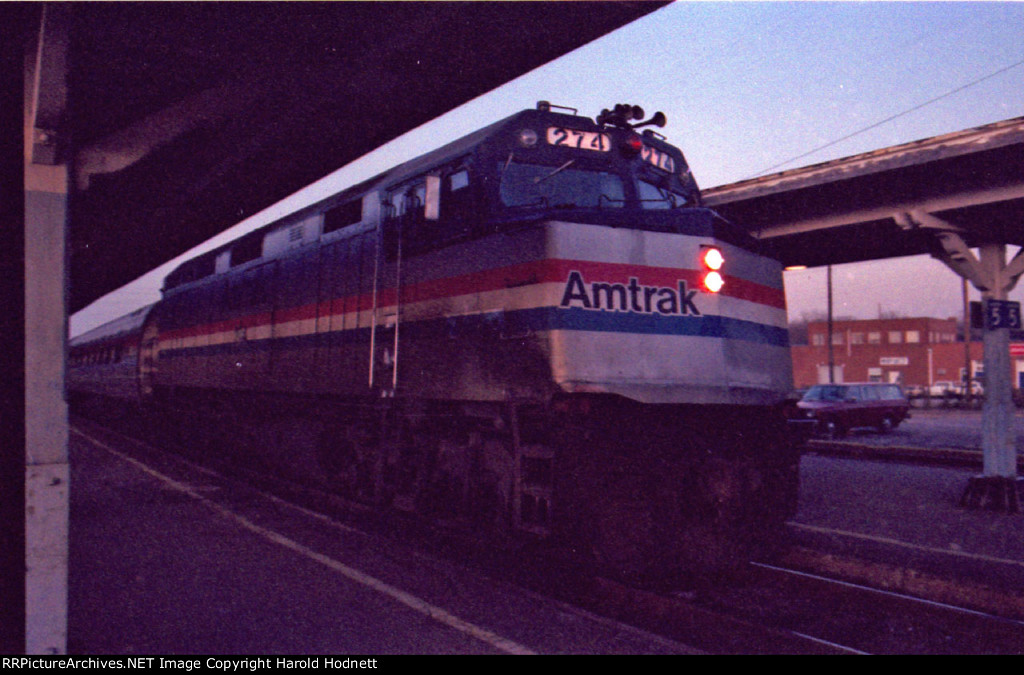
[
  {"xmin": 23, "ymin": 3, "xmax": 70, "ymax": 654},
  {"xmin": 900, "ymin": 212, "xmax": 1023, "ymax": 511},
  {"xmin": 980, "ymin": 308, "xmax": 1015, "ymax": 474},
  {"xmin": 1, "ymin": 9, "xmax": 29, "ymax": 654},
  {"xmin": 962, "ymin": 243, "xmax": 1023, "ymax": 511},
  {"xmin": 979, "ymin": 245, "xmax": 1017, "ymax": 476}
]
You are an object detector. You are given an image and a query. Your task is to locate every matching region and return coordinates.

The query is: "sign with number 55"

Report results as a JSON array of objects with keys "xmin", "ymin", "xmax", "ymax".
[{"xmin": 986, "ymin": 299, "xmax": 1022, "ymax": 330}]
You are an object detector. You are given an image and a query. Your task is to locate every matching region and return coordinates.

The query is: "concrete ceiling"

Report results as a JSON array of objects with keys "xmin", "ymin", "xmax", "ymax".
[{"xmin": 57, "ymin": 2, "xmax": 666, "ymax": 312}]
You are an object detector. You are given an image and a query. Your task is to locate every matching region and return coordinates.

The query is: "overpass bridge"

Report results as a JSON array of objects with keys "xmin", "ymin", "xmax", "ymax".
[{"xmin": 705, "ymin": 115, "xmax": 1024, "ymax": 512}]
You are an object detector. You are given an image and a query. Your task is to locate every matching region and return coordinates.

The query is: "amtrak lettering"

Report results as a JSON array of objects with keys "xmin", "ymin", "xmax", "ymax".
[{"xmin": 559, "ymin": 270, "xmax": 701, "ymax": 316}]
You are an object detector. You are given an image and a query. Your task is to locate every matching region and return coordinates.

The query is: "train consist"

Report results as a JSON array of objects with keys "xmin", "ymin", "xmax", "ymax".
[{"xmin": 69, "ymin": 102, "xmax": 800, "ymax": 582}]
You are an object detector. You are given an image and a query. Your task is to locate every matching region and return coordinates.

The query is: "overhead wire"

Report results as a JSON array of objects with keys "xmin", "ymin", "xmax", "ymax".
[{"xmin": 749, "ymin": 54, "xmax": 1024, "ymax": 179}]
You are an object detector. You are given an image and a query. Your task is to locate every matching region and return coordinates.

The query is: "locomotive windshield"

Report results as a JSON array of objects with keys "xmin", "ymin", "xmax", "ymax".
[
  {"xmin": 488, "ymin": 106, "xmax": 701, "ymax": 216},
  {"xmin": 637, "ymin": 178, "xmax": 692, "ymax": 209},
  {"xmin": 499, "ymin": 161, "xmax": 626, "ymax": 209}
]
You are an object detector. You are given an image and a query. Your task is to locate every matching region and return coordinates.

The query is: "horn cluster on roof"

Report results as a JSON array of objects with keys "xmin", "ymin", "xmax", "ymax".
[{"xmin": 595, "ymin": 103, "xmax": 667, "ymax": 131}]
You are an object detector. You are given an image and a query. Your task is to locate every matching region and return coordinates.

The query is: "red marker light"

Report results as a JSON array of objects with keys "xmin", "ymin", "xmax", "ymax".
[
  {"xmin": 703, "ymin": 271, "xmax": 724, "ymax": 293},
  {"xmin": 622, "ymin": 133, "xmax": 643, "ymax": 155},
  {"xmin": 702, "ymin": 247, "xmax": 724, "ymax": 270},
  {"xmin": 700, "ymin": 246, "xmax": 724, "ymax": 292}
]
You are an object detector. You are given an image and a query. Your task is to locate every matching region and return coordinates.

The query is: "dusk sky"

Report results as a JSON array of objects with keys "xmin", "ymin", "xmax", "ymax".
[{"xmin": 70, "ymin": 1, "xmax": 1024, "ymax": 336}]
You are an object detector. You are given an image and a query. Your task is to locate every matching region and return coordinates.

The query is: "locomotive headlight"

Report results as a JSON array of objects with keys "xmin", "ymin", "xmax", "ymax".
[
  {"xmin": 517, "ymin": 128, "xmax": 538, "ymax": 147},
  {"xmin": 700, "ymin": 246, "xmax": 725, "ymax": 293}
]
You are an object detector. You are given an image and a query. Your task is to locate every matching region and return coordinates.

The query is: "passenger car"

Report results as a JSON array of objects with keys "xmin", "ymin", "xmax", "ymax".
[
  {"xmin": 929, "ymin": 380, "xmax": 984, "ymax": 397},
  {"xmin": 927, "ymin": 380, "xmax": 960, "ymax": 397},
  {"xmin": 796, "ymin": 383, "xmax": 910, "ymax": 437}
]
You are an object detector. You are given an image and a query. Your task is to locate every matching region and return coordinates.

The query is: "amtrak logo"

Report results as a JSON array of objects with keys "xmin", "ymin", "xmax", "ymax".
[{"xmin": 559, "ymin": 270, "xmax": 701, "ymax": 316}]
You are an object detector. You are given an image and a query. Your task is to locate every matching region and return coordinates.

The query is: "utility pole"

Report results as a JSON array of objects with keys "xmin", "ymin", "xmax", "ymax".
[
  {"xmin": 963, "ymin": 277, "xmax": 973, "ymax": 406},
  {"xmin": 827, "ymin": 264, "xmax": 834, "ymax": 383}
]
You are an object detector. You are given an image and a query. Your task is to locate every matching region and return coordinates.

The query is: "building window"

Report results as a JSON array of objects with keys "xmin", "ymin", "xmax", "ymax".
[
  {"xmin": 888, "ymin": 331, "xmax": 902, "ymax": 344},
  {"xmin": 832, "ymin": 333, "xmax": 844, "ymax": 345},
  {"xmin": 811, "ymin": 333, "xmax": 825, "ymax": 346},
  {"xmin": 850, "ymin": 332, "xmax": 865, "ymax": 345},
  {"xmin": 868, "ymin": 332, "xmax": 881, "ymax": 344},
  {"xmin": 906, "ymin": 330, "xmax": 920, "ymax": 343}
]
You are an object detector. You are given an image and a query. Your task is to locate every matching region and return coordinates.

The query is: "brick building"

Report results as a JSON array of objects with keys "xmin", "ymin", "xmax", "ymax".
[{"xmin": 791, "ymin": 317, "xmax": 992, "ymax": 389}]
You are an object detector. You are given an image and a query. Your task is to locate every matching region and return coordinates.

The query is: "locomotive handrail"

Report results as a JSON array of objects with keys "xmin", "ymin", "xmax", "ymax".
[
  {"xmin": 368, "ymin": 193, "xmax": 386, "ymax": 389},
  {"xmin": 391, "ymin": 205, "xmax": 403, "ymax": 394}
]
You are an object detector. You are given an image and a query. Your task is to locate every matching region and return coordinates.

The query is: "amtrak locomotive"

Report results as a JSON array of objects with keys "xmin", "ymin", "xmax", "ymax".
[{"xmin": 69, "ymin": 103, "xmax": 799, "ymax": 581}]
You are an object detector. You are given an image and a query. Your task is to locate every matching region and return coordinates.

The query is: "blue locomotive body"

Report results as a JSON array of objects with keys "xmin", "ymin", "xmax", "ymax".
[{"xmin": 69, "ymin": 104, "xmax": 800, "ymax": 580}]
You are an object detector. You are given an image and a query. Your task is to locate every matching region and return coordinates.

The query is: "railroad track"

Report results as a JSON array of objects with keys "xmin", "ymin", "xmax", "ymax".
[
  {"xmin": 699, "ymin": 561, "xmax": 1024, "ymax": 654},
  {"xmin": 560, "ymin": 556, "xmax": 1024, "ymax": 654},
  {"xmin": 71, "ymin": 414, "xmax": 1024, "ymax": 654}
]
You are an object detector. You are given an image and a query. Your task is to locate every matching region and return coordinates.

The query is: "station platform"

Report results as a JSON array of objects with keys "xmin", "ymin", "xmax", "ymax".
[
  {"xmin": 65, "ymin": 421, "xmax": 1024, "ymax": 654},
  {"xmin": 65, "ymin": 424, "xmax": 694, "ymax": 655}
]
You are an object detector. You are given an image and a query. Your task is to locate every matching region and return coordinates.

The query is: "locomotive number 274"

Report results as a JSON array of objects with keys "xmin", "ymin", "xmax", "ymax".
[{"xmin": 546, "ymin": 127, "xmax": 610, "ymax": 152}]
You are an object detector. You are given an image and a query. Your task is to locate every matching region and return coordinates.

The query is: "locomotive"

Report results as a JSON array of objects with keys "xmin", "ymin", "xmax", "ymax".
[{"xmin": 69, "ymin": 102, "xmax": 799, "ymax": 583}]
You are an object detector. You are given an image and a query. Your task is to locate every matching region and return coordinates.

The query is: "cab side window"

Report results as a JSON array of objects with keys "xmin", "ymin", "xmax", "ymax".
[
  {"xmin": 382, "ymin": 180, "xmax": 426, "ymax": 259},
  {"xmin": 386, "ymin": 164, "xmax": 476, "ymax": 256},
  {"xmin": 437, "ymin": 168, "xmax": 474, "ymax": 242}
]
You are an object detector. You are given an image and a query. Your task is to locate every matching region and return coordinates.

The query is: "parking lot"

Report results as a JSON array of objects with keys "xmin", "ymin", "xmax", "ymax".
[{"xmin": 830, "ymin": 407, "xmax": 1024, "ymax": 452}]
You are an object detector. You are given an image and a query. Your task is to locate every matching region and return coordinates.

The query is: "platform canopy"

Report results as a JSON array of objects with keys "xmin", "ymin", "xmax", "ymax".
[
  {"xmin": 703, "ymin": 116, "xmax": 1024, "ymax": 269},
  {"xmin": 704, "ymin": 116, "xmax": 1024, "ymax": 500},
  {"xmin": 51, "ymin": 2, "xmax": 666, "ymax": 313}
]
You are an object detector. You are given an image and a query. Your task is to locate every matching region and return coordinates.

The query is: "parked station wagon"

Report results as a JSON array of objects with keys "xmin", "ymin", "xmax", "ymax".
[{"xmin": 796, "ymin": 383, "xmax": 910, "ymax": 438}]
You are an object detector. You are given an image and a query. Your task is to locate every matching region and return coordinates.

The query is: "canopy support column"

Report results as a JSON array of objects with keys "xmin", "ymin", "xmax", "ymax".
[
  {"xmin": 24, "ymin": 2, "xmax": 71, "ymax": 653},
  {"xmin": 896, "ymin": 211, "xmax": 1022, "ymax": 512}
]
